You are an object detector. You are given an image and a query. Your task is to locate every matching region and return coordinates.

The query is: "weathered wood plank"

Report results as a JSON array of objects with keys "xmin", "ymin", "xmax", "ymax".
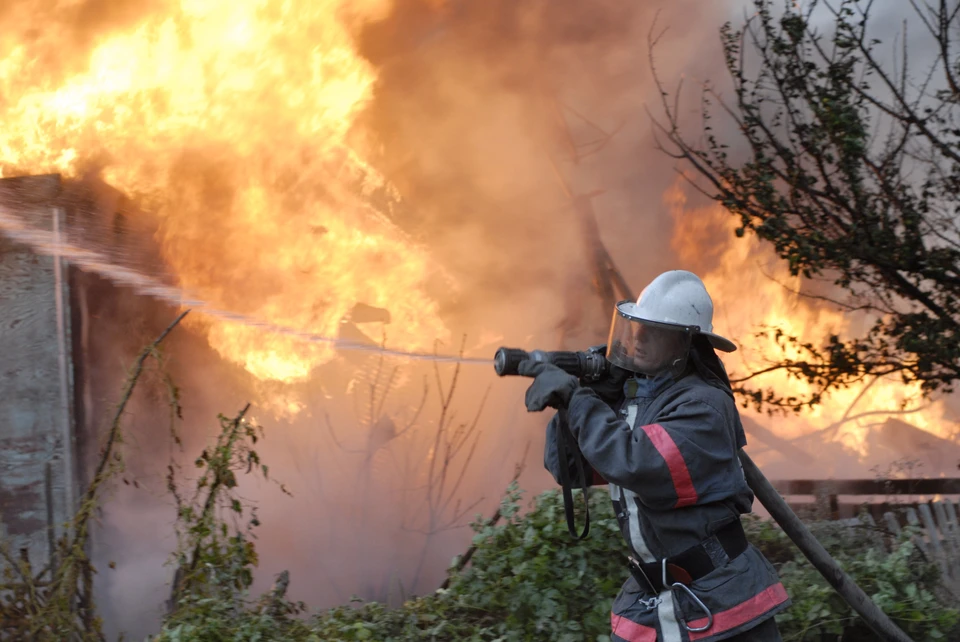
[
  {"xmin": 933, "ymin": 502, "xmax": 958, "ymax": 564},
  {"xmin": 859, "ymin": 512, "xmax": 885, "ymax": 548},
  {"xmin": 944, "ymin": 499, "xmax": 960, "ymax": 549},
  {"xmin": 883, "ymin": 512, "xmax": 902, "ymax": 536},
  {"xmin": 918, "ymin": 504, "xmax": 948, "ymax": 577},
  {"xmin": 942, "ymin": 499, "xmax": 960, "ymax": 579},
  {"xmin": 904, "ymin": 508, "xmax": 928, "ymax": 555},
  {"xmin": 770, "ymin": 478, "xmax": 960, "ymax": 496},
  {"xmin": 0, "ymin": 176, "xmax": 74, "ymax": 573}
]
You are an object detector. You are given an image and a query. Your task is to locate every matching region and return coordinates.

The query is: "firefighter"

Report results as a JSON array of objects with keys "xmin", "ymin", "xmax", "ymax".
[{"xmin": 520, "ymin": 270, "xmax": 789, "ymax": 641}]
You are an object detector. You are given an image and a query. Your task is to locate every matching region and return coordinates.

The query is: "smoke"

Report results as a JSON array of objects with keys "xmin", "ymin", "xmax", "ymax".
[
  {"xmin": 42, "ymin": 2, "xmax": 748, "ymax": 638},
  {"xmin": 15, "ymin": 0, "xmax": 958, "ymax": 639},
  {"xmin": 351, "ymin": 0, "xmax": 744, "ymax": 349}
]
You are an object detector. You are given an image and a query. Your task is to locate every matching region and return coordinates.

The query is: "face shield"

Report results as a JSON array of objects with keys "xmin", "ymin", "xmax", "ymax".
[{"xmin": 605, "ymin": 301, "xmax": 697, "ymax": 376}]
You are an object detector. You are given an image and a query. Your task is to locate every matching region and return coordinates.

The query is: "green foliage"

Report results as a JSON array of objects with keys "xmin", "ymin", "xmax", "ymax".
[
  {"xmin": 742, "ymin": 514, "xmax": 960, "ymax": 641},
  {"xmin": 152, "ymin": 483, "xmax": 959, "ymax": 642},
  {"xmin": 155, "ymin": 406, "xmax": 305, "ymax": 641},
  {"xmin": 154, "ymin": 594, "xmax": 313, "ymax": 642},
  {"xmin": 653, "ymin": 0, "xmax": 960, "ymax": 412},
  {"xmin": 436, "ymin": 484, "xmax": 626, "ymax": 639},
  {"xmin": 166, "ymin": 407, "xmax": 281, "ymax": 605}
]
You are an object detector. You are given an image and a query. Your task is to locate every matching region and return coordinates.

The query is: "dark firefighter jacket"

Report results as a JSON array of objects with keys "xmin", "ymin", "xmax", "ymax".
[{"xmin": 544, "ymin": 362, "xmax": 790, "ymax": 642}]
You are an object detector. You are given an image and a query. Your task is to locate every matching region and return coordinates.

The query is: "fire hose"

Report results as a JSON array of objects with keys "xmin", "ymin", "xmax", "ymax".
[{"xmin": 494, "ymin": 346, "xmax": 914, "ymax": 642}]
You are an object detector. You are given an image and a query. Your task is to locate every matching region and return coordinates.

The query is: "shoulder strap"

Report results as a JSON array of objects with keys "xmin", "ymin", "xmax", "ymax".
[{"xmin": 556, "ymin": 408, "xmax": 590, "ymax": 539}]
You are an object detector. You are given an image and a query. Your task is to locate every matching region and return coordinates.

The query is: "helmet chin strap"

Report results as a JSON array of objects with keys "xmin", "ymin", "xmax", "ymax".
[{"xmin": 665, "ymin": 352, "xmax": 692, "ymax": 378}]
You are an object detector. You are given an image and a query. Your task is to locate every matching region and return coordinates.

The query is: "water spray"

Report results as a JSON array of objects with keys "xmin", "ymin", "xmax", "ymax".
[{"xmin": 0, "ymin": 206, "xmax": 491, "ymax": 366}]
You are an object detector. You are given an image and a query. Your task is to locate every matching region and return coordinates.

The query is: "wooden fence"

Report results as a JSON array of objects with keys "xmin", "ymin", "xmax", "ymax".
[{"xmin": 771, "ymin": 478, "xmax": 960, "ymax": 592}]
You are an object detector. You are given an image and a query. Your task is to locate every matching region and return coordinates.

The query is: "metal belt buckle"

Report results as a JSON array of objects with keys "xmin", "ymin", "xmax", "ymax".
[{"xmin": 662, "ymin": 558, "xmax": 713, "ymax": 633}]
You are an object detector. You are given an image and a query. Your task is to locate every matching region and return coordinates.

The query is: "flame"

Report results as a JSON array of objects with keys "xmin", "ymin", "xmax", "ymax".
[
  {"xmin": 666, "ymin": 182, "xmax": 950, "ymax": 456},
  {"xmin": 0, "ymin": 0, "xmax": 451, "ymax": 383}
]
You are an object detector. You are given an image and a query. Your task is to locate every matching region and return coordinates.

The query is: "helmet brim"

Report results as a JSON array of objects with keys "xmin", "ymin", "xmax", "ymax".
[{"xmin": 703, "ymin": 332, "xmax": 737, "ymax": 353}]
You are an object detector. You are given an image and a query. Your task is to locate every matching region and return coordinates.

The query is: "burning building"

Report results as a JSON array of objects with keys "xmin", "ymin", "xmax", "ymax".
[{"xmin": 1, "ymin": 0, "xmax": 959, "ymax": 638}]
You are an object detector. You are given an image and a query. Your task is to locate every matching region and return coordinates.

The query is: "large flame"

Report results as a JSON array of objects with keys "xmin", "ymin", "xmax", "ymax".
[
  {"xmin": 0, "ymin": 0, "xmax": 451, "ymax": 383},
  {"xmin": 666, "ymin": 183, "xmax": 950, "ymax": 455}
]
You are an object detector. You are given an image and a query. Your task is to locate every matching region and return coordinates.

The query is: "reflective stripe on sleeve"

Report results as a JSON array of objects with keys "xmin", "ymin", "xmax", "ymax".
[{"xmin": 640, "ymin": 423, "xmax": 698, "ymax": 508}]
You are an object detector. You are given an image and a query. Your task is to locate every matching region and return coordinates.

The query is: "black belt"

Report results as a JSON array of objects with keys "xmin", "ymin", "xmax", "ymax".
[{"xmin": 627, "ymin": 519, "xmax": 748, "ymax": 594}]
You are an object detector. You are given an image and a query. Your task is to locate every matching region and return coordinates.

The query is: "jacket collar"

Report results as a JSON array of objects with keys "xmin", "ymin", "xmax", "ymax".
[{"xmin": 623, "ymin": 372, "xmax": 675, "ymax": 399}]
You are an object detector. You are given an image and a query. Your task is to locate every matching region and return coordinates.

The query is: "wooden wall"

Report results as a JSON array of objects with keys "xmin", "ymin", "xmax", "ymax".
[{"xmin": 0, "ymin": 175, "xmax": 76, "ymax": 570}]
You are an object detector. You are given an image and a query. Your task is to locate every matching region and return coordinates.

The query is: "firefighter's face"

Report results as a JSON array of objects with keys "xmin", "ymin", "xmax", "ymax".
[{"xmin": 631, "ymin": 324, "xmax": 688, "ymax": 374}]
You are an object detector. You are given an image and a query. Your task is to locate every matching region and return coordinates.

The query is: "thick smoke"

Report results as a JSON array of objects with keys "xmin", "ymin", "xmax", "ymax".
[
  {"xmin": 65, "ymin": 2, "xmax": 746, "ymax": 638},
  {"xmin": 356, "ymin": 0, "xmax": 740, "ymax": 339},
  {"xmin": 12, "ymin": 1, "xmax": 957, "ymax": 639}
]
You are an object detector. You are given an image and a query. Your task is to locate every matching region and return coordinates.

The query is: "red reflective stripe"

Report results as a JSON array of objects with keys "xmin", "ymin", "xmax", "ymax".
[
  {"xmin": 610, "ymin": 613, "xmax": 657, "ymax": 642},
  {"xmin": 687, "ymin": 582, "xmax": 790, "ymax": 640},
  {"xmin": 640, "ymin": 423, "xmax": 698, "ymax": 507}
]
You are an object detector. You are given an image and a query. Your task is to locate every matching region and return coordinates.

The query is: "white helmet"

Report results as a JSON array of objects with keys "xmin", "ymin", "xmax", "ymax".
[{"xmin": 606, "ymin": 270, "xmax": 735, "ymax": 374}]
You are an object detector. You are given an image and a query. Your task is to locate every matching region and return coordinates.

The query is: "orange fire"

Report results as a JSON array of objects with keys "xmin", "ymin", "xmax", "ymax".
[
  {"xmin": 0, "ymin": 0, "xmax": 451, "ymax": 383},
  {"xmin": 666, "ymin": 182, "xmax": 950, "ymax": 455}
]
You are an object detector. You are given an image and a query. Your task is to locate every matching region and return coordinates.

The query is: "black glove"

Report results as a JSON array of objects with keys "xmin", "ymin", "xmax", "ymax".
[
  {"xmin": 582, "ymin": 363, "xmax": 630, "ymax": 405},
  {"xmin": 517, "ymin": 360, "xmax": 580, "ymax": 412}
]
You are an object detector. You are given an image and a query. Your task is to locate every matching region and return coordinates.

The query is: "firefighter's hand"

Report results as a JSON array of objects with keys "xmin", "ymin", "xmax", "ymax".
[
  {"xmin": 517, "ymin": 360, "xmax": 580, "ymax": 412},
  {"xmin": 583, "ymin": 366, "xmax": 629, "ymax": 408}
]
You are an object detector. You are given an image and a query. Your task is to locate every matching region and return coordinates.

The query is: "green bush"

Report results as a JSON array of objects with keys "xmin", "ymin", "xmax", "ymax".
[
  {"xmin": 742, "ymin": 514, "xmax": 960, "ymax": 641},
  {"xmin": 153, "ymin": 484, "xmax": 960, "ymax": 642}
]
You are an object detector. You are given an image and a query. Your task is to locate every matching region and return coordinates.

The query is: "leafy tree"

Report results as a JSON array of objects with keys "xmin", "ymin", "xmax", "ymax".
[{"xmin": 652, "ymin": 0, "xmax": 960, "ymax": 412}]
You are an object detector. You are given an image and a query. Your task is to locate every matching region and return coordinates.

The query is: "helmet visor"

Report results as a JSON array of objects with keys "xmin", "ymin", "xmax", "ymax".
[{"xmin": 605, "ymin": 301, "xmax": 696, "ymax": 375}]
